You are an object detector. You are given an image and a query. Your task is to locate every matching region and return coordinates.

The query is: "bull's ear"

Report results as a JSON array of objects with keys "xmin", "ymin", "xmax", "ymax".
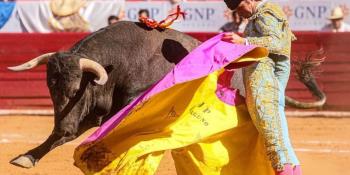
[{"xmin": 104, "ymin": 65, "xmax": 114, "ymax": 74}]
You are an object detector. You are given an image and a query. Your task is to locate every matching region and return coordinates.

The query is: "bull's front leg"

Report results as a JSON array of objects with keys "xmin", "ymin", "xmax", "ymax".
[
  {"xmin": 10, "ymin": 112, "xmax": 101, "ymax": 169},
  {"xmin": 10, "ymin": 131, "xmax": 77, "ymax": 168}
]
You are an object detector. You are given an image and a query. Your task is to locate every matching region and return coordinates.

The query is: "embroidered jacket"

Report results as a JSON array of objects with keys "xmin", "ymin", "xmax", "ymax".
[{"xmin": 244, "ymin": 2, "xmax": 296, "ymax": 59}]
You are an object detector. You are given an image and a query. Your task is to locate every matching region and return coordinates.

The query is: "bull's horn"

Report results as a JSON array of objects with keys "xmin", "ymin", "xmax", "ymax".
[
  {"xmin": 79, "ymin": 58, "xmax": 108, "ymax": 85},
  {"xmin": 7, "ymin": 53, "xmax": 55, "ymax": 71}
]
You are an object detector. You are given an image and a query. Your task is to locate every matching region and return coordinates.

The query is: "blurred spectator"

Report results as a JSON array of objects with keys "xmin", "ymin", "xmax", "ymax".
[
  {"xmin": 168, "ymin": 0, "xmax": 185, "ymax": 12},
  {"xmin": 48, "ymin": 0, "xmax": 90, "ymax": 32},
  {"xmin": 322, "ymin": 6, "xmax": 350, "ymax": 32},
  {"xmin": 118, "ymin": 7, "xmax": 126, "ymax": 21},
  {"xmin": 219, "ymin": 11, "xmax": 247, "ymax": 33},
  {"xmin": 138, "ymin": 9, "xmax": 150, "ymax": 18},
  {"xmin": 108, "ymin": 15, "xmax": 120, "ymax": 25},
  {"xmin": 169, "ymin": 0, "xmax": 184, "ymax": 5}
]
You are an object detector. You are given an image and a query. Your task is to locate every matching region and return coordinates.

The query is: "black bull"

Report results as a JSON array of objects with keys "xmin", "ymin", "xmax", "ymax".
[
  {"xmin": 8, "ymin": 20, "xmax": 324, "ymax": 168},
  {"xmin": 8, "ymin": 21, "xmax": 201, "ymax": 168}
]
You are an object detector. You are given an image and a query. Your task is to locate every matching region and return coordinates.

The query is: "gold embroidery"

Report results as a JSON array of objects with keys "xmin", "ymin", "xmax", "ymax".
[
  {"xmin": 243, "ymin": 59, "xmax": 291, "ymax": 171},
  {"xmin": 244, "ymin": 2, "xmax": 296, "ymax": 59}
]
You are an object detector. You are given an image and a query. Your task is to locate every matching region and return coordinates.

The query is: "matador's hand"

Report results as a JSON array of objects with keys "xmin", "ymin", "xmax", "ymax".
[{"xmin": 221, "ymin": 32, "xmax": 246, "ymax": 45}]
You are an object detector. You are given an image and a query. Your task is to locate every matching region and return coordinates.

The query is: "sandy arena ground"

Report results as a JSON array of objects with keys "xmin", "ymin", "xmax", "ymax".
[{"xmin": 0, "ymin": 116, "xmax": 350, "ymax": 175}]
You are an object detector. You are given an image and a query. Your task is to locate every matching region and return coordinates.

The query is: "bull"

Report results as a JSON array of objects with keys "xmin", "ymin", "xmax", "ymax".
[{"xmin": 8, "ymin": 21, "xmax": 325, "ymax": 168}]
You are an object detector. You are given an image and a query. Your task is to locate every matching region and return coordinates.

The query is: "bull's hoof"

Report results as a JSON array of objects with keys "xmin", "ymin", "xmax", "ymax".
[{"xmin": 10, "ymin": 155, "xmax": 36, "ymax": 168}]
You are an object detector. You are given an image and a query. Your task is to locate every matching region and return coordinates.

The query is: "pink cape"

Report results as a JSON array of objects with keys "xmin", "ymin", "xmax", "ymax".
[{"xmin": 81, "ymin": 33, "xmax": 258, "ymax": 145}]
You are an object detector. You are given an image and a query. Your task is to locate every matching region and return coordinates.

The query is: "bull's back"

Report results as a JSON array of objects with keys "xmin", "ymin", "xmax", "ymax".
[
  {"xmin": 70, "ymin": 21, "xmax": 200, "ymax": 84},
  {"xmin": 69, "ymin": 21, "xmax": 201, "ymax": 113},
  {"xmin": 70, "ymin": 21, "xmax": 200, "ymax": 63}
]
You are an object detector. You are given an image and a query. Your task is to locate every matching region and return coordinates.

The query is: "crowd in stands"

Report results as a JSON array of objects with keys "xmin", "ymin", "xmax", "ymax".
[
  {"xmin": 108, "ymin": 5, "xmax": 350, "ymax": 33},
  {"xmin": 1, "ymin": 0, "xmax": 349, "ymax": 33},
  {"xmin": 108, "ymin": 9, "xmax": 150, "ymax": 25},
  {"xmin": 217, "ymin": 5, "xmax": 350, "ymax": 33},
  {"xmin": 219, "ymin": 10, "xmax": 247, "ymax": 33}
]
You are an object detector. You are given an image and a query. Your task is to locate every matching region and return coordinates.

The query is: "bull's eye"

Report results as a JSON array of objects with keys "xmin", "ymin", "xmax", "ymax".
[{"xmin": 75, "ymin": 74, "xmax": 82, "ymax": 79}]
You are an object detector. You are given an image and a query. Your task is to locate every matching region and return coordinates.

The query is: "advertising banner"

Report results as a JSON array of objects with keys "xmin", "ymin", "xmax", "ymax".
[{"xmin": 0, "ymin": 0, "xmax": 349, "ymax": 32}]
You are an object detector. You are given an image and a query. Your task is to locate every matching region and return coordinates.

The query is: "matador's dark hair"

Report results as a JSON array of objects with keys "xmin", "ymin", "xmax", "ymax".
[{"xmin": 224, "ymin": 0, "xmax": 243, "ymax": 10}]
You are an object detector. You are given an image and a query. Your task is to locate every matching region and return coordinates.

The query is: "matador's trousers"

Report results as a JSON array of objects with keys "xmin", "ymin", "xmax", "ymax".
[{"xmin": 243, "ymin": 55, "xmax": 300, "ymax": 171}]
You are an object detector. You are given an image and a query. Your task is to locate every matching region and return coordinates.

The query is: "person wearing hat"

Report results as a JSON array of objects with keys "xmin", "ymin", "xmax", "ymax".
[
  {"xmin": 222, "ymin": 0, "xmax": 301, "ymax": 175},
  {"xmin": 322, "ymin": 6, "xmax": 350, "ymax": 32}
]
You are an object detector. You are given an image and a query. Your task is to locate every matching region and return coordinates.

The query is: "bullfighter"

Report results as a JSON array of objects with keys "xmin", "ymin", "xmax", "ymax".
[{"xmin": 222, "ymin": 0, "xmax": 301, "ymax": 174}]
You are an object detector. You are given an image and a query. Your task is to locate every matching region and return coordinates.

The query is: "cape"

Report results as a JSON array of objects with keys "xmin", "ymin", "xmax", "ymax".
[{"xmin": 73, "ymin": 33, "xmax": 275, "ymax": 175}]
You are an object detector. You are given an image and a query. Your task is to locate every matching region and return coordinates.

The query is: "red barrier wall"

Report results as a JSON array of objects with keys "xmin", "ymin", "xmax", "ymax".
[{"xmin": 0, "ymin": 32, "xmax": 349, "ymax": 110}]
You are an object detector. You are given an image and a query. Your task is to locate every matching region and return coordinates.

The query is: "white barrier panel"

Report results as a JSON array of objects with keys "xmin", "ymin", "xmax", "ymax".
[
  {"xmin": 272, "ymin": 0, "xmax": 350, "ymax": 31},
  {"xmin": 0, "ymin": 0, "xmax": 125, "ymax": 33},
  {"xmin": 124, "ymin": 2, "xmax": 228, "ymax": 32},
  {"xmin": 0, "ymin": 0, "xmax": 350, "ymax": 32}
]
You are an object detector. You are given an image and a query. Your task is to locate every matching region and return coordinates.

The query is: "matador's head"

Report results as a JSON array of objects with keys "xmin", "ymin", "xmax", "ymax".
[{"xmin": 224, "ymin": 0, "xmax": 260, "ymax": 18}]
